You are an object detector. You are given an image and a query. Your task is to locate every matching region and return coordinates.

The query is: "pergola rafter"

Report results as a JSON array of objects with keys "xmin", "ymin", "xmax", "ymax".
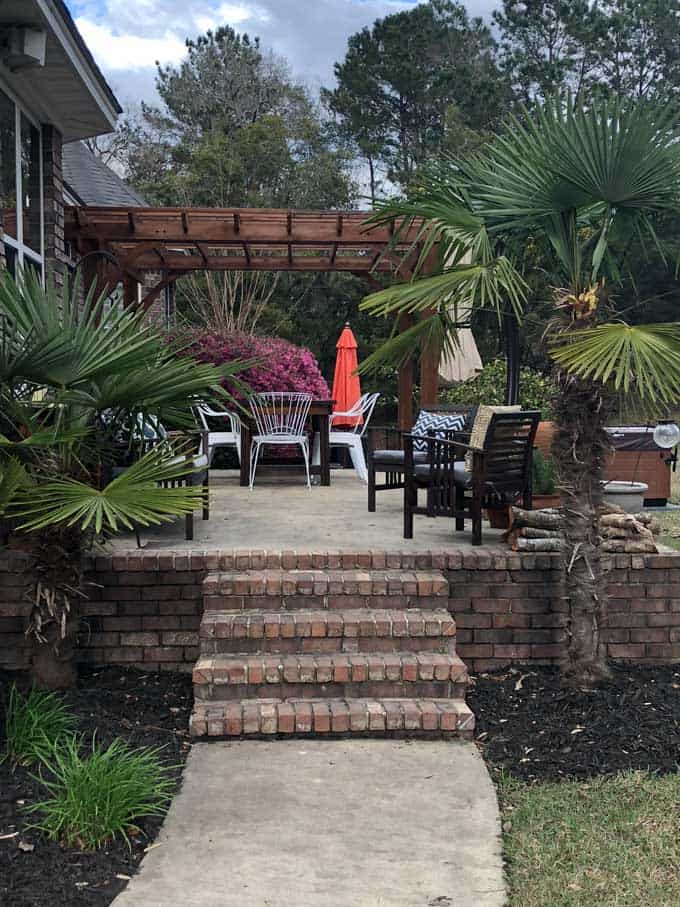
[
  {"xmin": 65, "ymin": 206, "xmax": 424, "ymax": 276},
  {"xmin": 65, "ymin": 205, "xmax": 435, "ymax": 429}
]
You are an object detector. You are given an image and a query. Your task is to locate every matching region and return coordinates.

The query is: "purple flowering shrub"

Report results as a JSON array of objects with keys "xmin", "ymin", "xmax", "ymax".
[{"xmin": 184, "ymin": 331, "xmax": 330, "ymax": 399}]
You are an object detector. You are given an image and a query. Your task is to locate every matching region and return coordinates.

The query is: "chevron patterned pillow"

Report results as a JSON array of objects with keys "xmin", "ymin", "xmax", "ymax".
[{"xmin": 412, "ymin": 411, "xmax": 466, "ymax": 453}]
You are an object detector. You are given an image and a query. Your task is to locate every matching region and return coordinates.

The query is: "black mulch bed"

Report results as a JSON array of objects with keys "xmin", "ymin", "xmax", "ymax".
[
  {"xmin": 468, "ymin": 663, "xmax": 680, "ymax": 784},
  {"xmin": 0, "ymin": 666, "xmax": 193, "ymax": 907}
]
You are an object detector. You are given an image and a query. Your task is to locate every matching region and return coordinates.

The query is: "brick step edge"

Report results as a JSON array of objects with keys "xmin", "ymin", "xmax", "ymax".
[
  {"xmin": 190, "ymin": 698, "xmax": 475, "ymax": 737},
  {"xmin": 193, "ymin": 652, "xmax": 468, "ymax": 686},
  {"xmin": 199, "ymin": 608, "xmax": 456, "ymax": 641},
  {"xmin": 203, "ymin": 570, "xmax": 449, "ymax": 598}
]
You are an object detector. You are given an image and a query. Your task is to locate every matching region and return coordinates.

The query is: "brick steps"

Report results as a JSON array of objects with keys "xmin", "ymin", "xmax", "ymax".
[
  {"xmin": 190, "ymin": 565, "xmax": 473, "ymax": 740},
  {"xmin": 202, "ymin": 569, "xmax": 449, "ymax": 611},
  {"xmin": 193, "ymin": 652, "xmax": 468, "ymax": 701},
  {"xmin": 199, "ymin": 608, "xmax": 457, "ymax": 655},
  {"xmin": 190, "ymin": 698, "xmax": 475, "ymax": 738}
]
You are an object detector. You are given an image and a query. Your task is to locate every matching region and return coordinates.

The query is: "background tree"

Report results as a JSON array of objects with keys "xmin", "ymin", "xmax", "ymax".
[
  {"xmin": 494, "ymin": 0, "xmax": 680, "ymax": 103},
  {"xmin": 323, "ymin": 0, "xmax": 507, "ymax": 192},
  {"xmin": 493, "ymin": 0, "xmax": 602, "ymax": 102},
  {"xmin": 119, "ymin": 26, "xmax": 356, "ymax": 210},
  {"xmin": 593, "ymin": 0, "xmax": 680, "ymax": 102}
]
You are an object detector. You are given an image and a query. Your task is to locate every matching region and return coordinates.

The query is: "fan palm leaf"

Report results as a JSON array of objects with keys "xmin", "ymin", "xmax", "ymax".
[
  {"xmin": 0, "ymin": 457, "xmax": 28, "ymax": 516},
  {"xmin": 550, "ymin": 323, "xmax": 680, "ymax": 406},
  {"xmin": 0, "ymin": 270, "xmax": 160, "ymax": 388},
  {"xmin": 12, "ymin": 443, "xmax": 205, "ymax": 534}
]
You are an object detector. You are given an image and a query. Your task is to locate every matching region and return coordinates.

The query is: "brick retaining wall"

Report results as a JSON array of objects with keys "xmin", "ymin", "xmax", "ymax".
[{"xmin": 2, "ymin": 548, "xmax": 680, "ymax": 674}]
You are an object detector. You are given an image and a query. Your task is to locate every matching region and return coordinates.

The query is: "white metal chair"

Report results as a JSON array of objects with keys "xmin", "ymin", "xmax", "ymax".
[
  {"xmin": 313, "ymin": 392, "xmax": 380, "ymax": 483},
  {"xmin": 249, "ymin": 392, "xmax": 313, "ymax": 489},
  {"xmin": 195, "ymin": 403, "xmax": 242, "ymax": 465}
]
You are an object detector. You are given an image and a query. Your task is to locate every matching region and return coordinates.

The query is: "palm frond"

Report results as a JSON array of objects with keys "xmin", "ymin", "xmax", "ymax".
[
  {"xmin": 360, "ymin": 257, "xmax": 527, "ymax": 323},
  {"xmin": 357, "ymin": 311, "xmax": 461, "ymax": 376},
  {"xmin": 550, "ymin": 323, "xmax": 680, "ymax": 404},
  {"xmin": 0, "ymin": 457, "xmax": 28, "ymax": 516},
  {"xmin": 12, "ymin": 443, "xmax": 204, "ymax": 534},
  {"xmin": 0, "ymin": 270, "xmax": 159, "ymax": 388}
]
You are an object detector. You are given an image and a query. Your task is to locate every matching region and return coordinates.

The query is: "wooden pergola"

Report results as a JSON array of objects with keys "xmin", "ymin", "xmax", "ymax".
[{"xmin": 65, "ymin": 205, "xmax": 440, "ymax": 429}]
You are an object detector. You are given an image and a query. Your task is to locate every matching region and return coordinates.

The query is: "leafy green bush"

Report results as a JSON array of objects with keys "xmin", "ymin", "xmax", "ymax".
[
  {"xmin": 2, "ymin": 685, "xmax": 76, "ymax": 767},
  {"xmin": 532, "ymin": 449, "xmax": 556, "ymax": 495},
  {"xmin": 441, "ymin": 359, "xmax": 556, "ymax": 420},
  {"xmin": 26, "ymin": 735, "xmax": 176, "ymax": 850}
]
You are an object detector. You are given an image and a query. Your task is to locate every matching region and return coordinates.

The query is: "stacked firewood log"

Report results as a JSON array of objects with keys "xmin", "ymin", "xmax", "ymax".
[{"xmin": 504, "ymin": 503, "xmax": 661, "ymax": 553}]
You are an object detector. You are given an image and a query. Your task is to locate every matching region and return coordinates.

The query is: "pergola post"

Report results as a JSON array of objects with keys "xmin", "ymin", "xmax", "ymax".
[
  {"xmin": 122, "ymin": 273, "xmax": 138, "ymax": 308},
  {"xmin": 418, "ymin": 247, "xmax": 441, "ymax": 410},
  {"xmin": 397, "ymin": 314, "xmax": 415, "ymax": 431}
]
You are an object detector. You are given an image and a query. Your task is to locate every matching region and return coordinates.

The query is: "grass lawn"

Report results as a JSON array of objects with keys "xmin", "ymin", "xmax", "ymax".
[
  {"xmin": 501, "ymin": 771, "xmax": 680, "ymax": 907},
  {"xmin": 656, "ymin": 468, "xmax": 680, "ymax": 549}
]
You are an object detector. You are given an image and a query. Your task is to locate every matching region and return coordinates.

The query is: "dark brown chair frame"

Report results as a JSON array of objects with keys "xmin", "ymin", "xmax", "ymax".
[
  {"xmin": 403, "ymin": 411, "xmax": 540, "ymax": 546},
  {"xmin": 367, "ymin": 405, "xmax": 476, "ymax": 512}
]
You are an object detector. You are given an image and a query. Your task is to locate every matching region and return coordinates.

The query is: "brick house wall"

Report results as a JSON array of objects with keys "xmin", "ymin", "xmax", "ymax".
[
  {"xmin": 42, "ymin": 125, "xmax": 68, "ymax": 287},
  {"xmin": 2, "ymin": 548, "xmax": 680, "ymax": 674}
]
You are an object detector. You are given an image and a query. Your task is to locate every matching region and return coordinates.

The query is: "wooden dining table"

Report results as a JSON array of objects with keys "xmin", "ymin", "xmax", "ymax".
[{"xmin": 238, "ymin": 399, "xmax": 335, "ymax": 487}]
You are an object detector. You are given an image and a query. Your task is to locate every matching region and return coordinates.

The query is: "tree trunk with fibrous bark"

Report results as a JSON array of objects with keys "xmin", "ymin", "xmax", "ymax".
[{"xmin": 552, "ymin": 368, "xmax": 613, "ymax": 685}]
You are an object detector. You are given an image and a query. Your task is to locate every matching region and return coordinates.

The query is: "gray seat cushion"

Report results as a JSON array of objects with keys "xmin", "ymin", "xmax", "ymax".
[
  {"xmin": 372, "ymin": 449, "xmax": 428, "ymax": 465},
  {"xmin": 414, "ymin": 461, "xmax": 471, "ymax": 487}
]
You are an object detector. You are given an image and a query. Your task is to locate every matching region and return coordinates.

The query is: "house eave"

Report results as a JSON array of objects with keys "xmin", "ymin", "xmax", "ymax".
[{"xmin": 0, "ymin": 0, "xmax": 120, "ymax": 141}]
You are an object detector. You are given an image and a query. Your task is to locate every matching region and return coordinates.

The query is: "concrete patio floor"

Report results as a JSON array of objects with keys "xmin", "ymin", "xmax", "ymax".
[
  {"xmin": 110, "ymin": 468, "xmax": 505, "ymax": 552},
  {"xmin": 112, "ymin": 739, "xmax": 505, "ymax": 907}
]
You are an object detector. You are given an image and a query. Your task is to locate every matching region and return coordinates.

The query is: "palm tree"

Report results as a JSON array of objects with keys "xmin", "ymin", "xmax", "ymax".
[
  {"xmin": 0, "ymin": 270, "xmax": 248, "ymax": 688},
  {"xmin": 359, "ymin": 99, "xmax": 680, "ymax": 684}
]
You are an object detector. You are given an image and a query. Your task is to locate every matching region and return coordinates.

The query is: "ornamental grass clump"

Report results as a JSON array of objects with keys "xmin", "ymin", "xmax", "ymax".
[
  {"xmin": 26, "ymin": 735, "xmax": 177, "ymax": 850},
  {"xmin": 2, "ymin": 684, "xmax": 76, "ymax": 767}
]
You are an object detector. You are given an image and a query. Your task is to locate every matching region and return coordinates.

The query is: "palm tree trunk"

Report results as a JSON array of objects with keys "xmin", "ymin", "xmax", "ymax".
[
  {"xmin": 552, "ymin": 369, "xmax": 612, "ymax": 685},
  {"xmin": 26, "ymin": 526, "xmax": 85, "ymax": 689}
]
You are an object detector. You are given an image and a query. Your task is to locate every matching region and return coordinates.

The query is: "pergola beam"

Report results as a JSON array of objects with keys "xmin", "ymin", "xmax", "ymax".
[{"xmin": 65, "ymin": 206, "xmax": 424, "ymax": 247}]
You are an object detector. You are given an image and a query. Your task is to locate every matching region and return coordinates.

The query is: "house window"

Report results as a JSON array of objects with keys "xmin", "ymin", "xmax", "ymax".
[{"xmin": 0, "ymin": 83, "xmax": 43, "ymax": 279}]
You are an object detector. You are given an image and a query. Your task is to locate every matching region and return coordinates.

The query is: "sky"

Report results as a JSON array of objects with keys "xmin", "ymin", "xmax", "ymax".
[{"xmin": 66, "ymin": 0, "xmax": 497, "ymax": 109}]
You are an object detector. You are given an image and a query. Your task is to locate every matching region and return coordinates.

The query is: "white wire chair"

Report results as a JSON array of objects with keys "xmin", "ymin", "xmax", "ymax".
[
  {"xmin": 313, "ymin": 392, "xmax": 380, "ymax": 483},
  {"xmin": 194, "ymin": 403, "xmax": 242, "ymax": 465},
  {"xmin": 248, "ymin": 391, "xmax": 313, "ymax": 489}
]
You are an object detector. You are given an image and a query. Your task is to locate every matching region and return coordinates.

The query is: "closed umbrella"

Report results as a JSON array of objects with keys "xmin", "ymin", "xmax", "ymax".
[{"xmin": 331, "ymin": 323, "xmax": 362, "ymax": 428}]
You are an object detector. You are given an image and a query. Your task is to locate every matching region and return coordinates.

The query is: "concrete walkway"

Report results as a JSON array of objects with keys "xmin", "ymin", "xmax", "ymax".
[{"xmin": 113, "ymin": 740, "xmax": 506, "ymax": 907}]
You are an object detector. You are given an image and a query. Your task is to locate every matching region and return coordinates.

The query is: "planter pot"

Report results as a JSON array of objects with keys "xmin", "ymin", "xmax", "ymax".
[
  {"xmin": 486, "ymin": 505, "xmax": 513, "ymax": 530},
  {"xmin": 534, "ymin": 421, "xmax": 556, "ymax": 458},
  {"xmin": 532, "ymin": 493, "xmax": 561, "ymax": 510},
  {"xmin": 602, "ymin": 480, "xmax": 648, "ymax": 514}
]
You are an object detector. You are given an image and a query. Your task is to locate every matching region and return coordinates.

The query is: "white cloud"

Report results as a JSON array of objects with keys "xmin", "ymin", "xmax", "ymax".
[{"xmin": 75, "ymin": 18, "xmax": 187, "ymax": 70}]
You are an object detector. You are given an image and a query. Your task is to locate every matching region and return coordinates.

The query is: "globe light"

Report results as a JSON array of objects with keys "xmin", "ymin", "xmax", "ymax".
[{"xmin": 653, "ymin": 420, "xmax": 680, "ymax": 450}]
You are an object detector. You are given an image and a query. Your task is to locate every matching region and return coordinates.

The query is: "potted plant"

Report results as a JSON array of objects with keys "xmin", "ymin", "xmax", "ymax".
[{"xmin": 532, "ymin": 449, "xmax": 560, "ymax": 509}]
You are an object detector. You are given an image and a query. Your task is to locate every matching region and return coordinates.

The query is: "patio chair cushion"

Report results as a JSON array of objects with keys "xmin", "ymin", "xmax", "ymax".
[
  {"xmin": 411, "ymin": 410, "xmax": 466, "ymax": 452},
  {"xmin": 414, "ymin": 461, "xmax": 471, "ymax": 486},
  {"xmin": 372, "ymin": 449, "xmax": 428, "ymax": 466},
  {"xmin": 464, "ymin": 405, "xmax": 522, "ymax": 470}
]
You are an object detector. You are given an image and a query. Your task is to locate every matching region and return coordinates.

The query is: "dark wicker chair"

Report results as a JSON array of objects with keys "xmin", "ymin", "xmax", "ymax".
[
  {"xmin": 367, "ymin": 405, "xmax": 476, "ymax": 512},
  {"xmin": 403, "ymin": 410, "xmax": 540, "ymax": 545}
]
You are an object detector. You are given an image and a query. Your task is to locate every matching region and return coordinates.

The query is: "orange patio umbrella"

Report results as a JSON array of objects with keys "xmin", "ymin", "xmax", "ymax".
[{"xmin": 331, "ymin": 323, "xmax": 362, "ymax": 428}]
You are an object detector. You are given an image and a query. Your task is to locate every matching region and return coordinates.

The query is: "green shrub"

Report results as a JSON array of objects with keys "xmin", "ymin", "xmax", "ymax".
[
  {"xmin": 26, "ymin": 735, "xmax": 177, "ymax": 850},
  {"xmin": 441, "ymin": 359, "xmax": 557, "ymax": 420},
  {"xmin": 532, "ymin": 449, "xmax": 556, "ymax": 495},
  {"xmin": 2, "ymin": 685, "xmax": 76, "ymax": 767}
]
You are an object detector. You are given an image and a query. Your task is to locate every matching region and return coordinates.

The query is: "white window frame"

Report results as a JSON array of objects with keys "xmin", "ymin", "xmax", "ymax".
[{"xmin": 0, "ymin": 75, "xmax": 44, "ymax": 282}]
